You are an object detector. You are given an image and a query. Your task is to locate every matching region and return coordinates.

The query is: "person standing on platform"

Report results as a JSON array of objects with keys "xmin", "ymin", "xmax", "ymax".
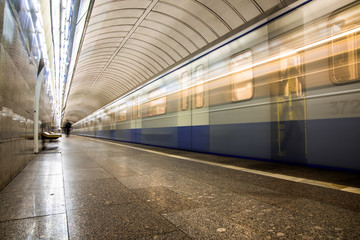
[{"xmin": 64, "ymin": 120, "xmax": 72, "ymax": 137}]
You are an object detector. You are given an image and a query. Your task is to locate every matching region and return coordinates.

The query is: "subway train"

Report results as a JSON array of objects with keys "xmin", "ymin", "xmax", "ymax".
[{"xmin": 73, "ymin": 0, "xmax": 360, "ymax": 171}]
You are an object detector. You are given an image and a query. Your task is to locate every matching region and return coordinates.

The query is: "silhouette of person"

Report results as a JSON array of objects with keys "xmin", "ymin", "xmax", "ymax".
[{"xmin": 64, "ymin": 120, "xmax": 72, "ymax": 137}]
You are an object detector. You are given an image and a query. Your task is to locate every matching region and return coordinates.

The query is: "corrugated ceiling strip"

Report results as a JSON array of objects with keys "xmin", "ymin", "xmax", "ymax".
[
  {"xmin": 62, "ymin": 0, "xmax": 95, "ymax": 113},
  {"xmin": 81, "ymin": 0, "xmax": 160, "ymax": 103}
]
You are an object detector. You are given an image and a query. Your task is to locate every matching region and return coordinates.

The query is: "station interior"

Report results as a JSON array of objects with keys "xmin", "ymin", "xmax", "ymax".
[{"xmin": 1, "ymin": 0, "xmax": 360, "ymax": 239}]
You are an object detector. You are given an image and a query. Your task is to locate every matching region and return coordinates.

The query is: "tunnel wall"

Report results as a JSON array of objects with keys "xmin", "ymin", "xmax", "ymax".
[{"xmin": 0, "ymin": 1, "xmax": 52, "ymax": 191}]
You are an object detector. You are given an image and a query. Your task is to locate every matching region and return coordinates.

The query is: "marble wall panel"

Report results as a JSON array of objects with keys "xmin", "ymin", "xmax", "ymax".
[{"xmin": 0, "ymin": 1, "xmax": 53, "ymax": 191}]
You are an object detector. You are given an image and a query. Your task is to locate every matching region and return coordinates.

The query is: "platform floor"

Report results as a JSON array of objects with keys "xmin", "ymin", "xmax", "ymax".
[{"xmin": 0, "ymin": 135, "xmax": 359, "ymax": 239}]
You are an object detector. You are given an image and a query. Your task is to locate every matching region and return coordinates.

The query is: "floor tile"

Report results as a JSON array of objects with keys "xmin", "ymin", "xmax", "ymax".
[
  {"xmin": 2, "ymin": 174, "xmax": 63, "ymax": 192},
  {"xmin": 36, "ymin": 152, "xmax": 62, "ymax": 161},
  {"xmin": 0, "ymin": 214, "xmax": 68, "ymax": 240},
  {"xmin": 275, "ymin": 198, "xmax": 360, "ymax": 239},
  {"xmin": 133, "ymin": 186, "xmax": 201, "ymax": 214},
  {"xmin": 62, "ymin": 159, "xmax": 100, "ymax": 170},
  {"xmin": 61, "ymin": 155, "xmax": 95, "ymax": 162},
  {"xmin": 136, "ymin": 230, "xmax": 192, "ymax": 240},
  {"xmin": 163, "ymin": 208, "xmax": 256, "ymax": 239},
  {"xmin": 65, "ymin": 178, "xmax": 137, "ymax": 210},
  {"xmin": 67, "ymin": 203, "xmax": 177, "ymax": 239},
  {"xmin": 63, "ymin": 168, "xmax": 113, "ymax": 182},
  {"xmin": 117, "ymin": 175, "xmax": 162, "ymax": 189},
  {"xmin": 21, "ymin": 161, "xmax": 63, "ymax": 176},
  {"xmin": 95, "ymin": 160, "xmax": 140, "ymax": 178},
  {"xmin": 157, "ymin": 174, "xmax": 225, "ymax": 200},
  {"xmin": 0, "ymin": 188, "xmax": 65, "ymax": 221}
]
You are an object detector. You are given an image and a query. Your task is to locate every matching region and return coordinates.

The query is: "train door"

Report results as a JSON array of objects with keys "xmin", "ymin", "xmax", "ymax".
[
  {"xmin": 95, "ymin": 114, "xmax": 102, "ymax": 137},
  {"xmin": 130, "ymin": 95, "xmax": 142, "ymax": 143},
  {"xmin": 191, "ymin": 63, "xmax": 210, "ymax": 152},
  {"xmin": 177, "ymin": 62, "xmax": 209, "ymax": 152},
  {"xmin": 271, "ymin": 51, "xmax": 307, "ymax": 163},
  {"xmin": 177, "ymin": 69, "xmax": 192, "ymax": 150},
  {"xmin": 109, "ymin": 108, "xmax": 116, "ymax": 139}
]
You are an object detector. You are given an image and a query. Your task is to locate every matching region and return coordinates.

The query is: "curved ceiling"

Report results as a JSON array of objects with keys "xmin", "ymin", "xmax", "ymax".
[{"xmin": 64, "ymin": 0, "xmax": 297, "ymax": 123}]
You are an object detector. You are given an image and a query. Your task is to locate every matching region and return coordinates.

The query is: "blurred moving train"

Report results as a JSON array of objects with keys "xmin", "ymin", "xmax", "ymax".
[{"xmin": 73, "ymin": 0, "xmax": 360, "ymax": 171}]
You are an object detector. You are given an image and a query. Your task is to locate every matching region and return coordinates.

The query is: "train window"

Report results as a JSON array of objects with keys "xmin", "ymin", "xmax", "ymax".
[
  {"xmin": 103, "ymin": 113, "xmax": 110, "ymax": 125},
  {"xmin": 103, "ymin": 114, "xmax": 109, "ymax": 125},
  {"xmin": 119, "ymin": 104, "xmax": 127, "ymax": 122},
  {"xmin": 132, "ymin": 97, "xmax": 141, "ymax": 119},
  {"xmin": 110, "ymin": 112, "xmax": 115, "ymax": 123},
  {"xmin": 194, "ymin": 65, "xmax": 204, "ymax": 108},
  {"xmin": 330, "ymin": 4, "xmax": 360, "ymax": 83},
  {"xmin": 231, "ymin": 50, "xmax": 253, "ymax": 102},
  {"xmin": 280, "ymin": 53, "xmax": 304, "ymax": 97},
  {"xmin": 148, "ymin": 87, "xmax": 166, "ymax": 116},
  {"xmin": 181, "ymin": 72, "xmax": 190, "ymax": 111}
]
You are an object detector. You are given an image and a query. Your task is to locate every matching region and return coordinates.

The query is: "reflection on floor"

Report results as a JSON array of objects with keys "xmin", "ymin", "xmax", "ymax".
[{"xmin": 0, "ymin": 135, "xmax": 359, "ymax": 239}]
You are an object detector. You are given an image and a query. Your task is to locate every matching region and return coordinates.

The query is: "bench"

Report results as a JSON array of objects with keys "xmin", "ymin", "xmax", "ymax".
[{"xmin": 41, "ymin": 132, "xmax": 62, "ymax": 140}]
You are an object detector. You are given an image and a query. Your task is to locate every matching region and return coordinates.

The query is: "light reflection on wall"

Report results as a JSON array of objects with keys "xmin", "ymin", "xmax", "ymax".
[
  {"xmin": 3, "ymin": 1, "xmax": 15, "ymax": 43},
  {"xmin": 5, "ymin": 0, "xmax": 56, "ymax": 126}
]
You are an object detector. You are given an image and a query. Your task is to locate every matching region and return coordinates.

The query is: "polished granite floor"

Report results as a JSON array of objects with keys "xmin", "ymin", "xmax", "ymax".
[{"xmin": 0, "ymin": 136, "xmax": 359, "ymax": 239}]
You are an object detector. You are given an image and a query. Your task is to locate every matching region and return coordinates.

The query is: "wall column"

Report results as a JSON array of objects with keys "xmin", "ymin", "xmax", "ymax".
[{"xmin": 34, "ymin": 60, "xmax": 45, "ymax": 153}]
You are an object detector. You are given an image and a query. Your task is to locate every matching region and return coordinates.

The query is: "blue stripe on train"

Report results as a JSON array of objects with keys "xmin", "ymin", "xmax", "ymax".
[
  {"xmin": 126, "ymin": 126, "xmax": 210, "ymax": 152},
  {"xmin": 130, "ymin": 129, "xmax": 141, "ymax": 143},
  {"xmin": 141, "ymin": 127, "xmax": 177, "ymax": 147},
  {"xmin": 114, "ymin": 129, "xmax": 131, "ymax": 141},
  {"xmin": 192, "ymin": 125, "xmax": 209, "ymax": 152},
  {"xmin": 209, "ymin": 122, "xmax": 272, "ymax": 160},
  {"xmin": 76, "ymin": 117, "xmax": 360, "ymax": 171},
  {"xmin": 177, "ymin": 126, "xmax": 191, "ymax": 150},
  {"xmin": 307, "ymin": 117, "xmax": 360, "ymax": 170}
]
